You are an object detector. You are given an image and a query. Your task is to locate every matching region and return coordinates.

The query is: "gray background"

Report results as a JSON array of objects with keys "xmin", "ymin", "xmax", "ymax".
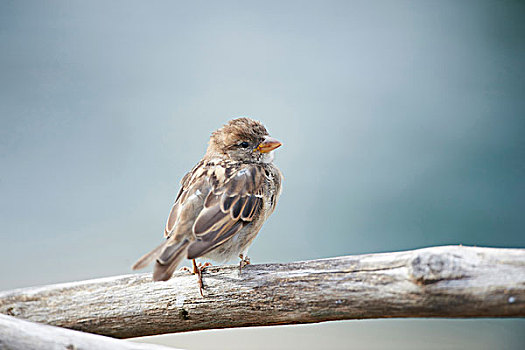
[{"xmin": 1, "ymin": 0, "xmax": 524, "ymax": 349}]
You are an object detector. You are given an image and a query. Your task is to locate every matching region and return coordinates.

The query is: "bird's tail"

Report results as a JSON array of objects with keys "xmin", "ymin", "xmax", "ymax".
[{"xmin": 132, "ymin": 238, "xmax": 190, "ymax": 281}]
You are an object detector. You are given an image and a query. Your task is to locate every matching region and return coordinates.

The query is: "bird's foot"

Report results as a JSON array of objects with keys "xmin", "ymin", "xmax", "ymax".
[
  {"xmin": 197, "ymin": 262, "xmax": 213, "ymax": 270},
  {"xmin": 179, "ymin": 266, "xmax": 192, "ymax": 273},
  {"xmin": 239, "ymin": 254, "xmax": 251, "ymax": 272},
  {"xmin": 192, "ymin": 259, "xmax": 212, "ymax": 296}
]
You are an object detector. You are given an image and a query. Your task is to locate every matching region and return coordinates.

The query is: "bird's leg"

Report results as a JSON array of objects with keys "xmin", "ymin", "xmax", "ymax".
[
  {"xmin": 192, "ymin": 259, "xmax": 204, "ymax": 296},
  {"xmin": 239, "ymin": 254, "xmax": 251, "ymax": 272},
  {"xmin": 191, "ymin": 260, "xmax": 212, "ymax": 296}
]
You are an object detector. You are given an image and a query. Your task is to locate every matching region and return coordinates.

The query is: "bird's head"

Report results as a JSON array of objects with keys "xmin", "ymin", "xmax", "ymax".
[{"xmin": 206, "ymin": 117, "xmax": 282, "ymax": 163}]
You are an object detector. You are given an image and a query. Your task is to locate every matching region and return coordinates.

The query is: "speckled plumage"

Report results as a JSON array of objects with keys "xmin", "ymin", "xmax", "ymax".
[{"xmin": 132, "ymin": 118, "xmax": 282, "ymax": 283}]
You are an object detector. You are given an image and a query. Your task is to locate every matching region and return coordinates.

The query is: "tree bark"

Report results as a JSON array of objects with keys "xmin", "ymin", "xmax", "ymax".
[
  {"xmin": 0, "ymin": 314, "xmax": 182, "ymax": 350},
  {"xmin": 0, "ymin": 245, "xmax": 523, "ymax": 339}
]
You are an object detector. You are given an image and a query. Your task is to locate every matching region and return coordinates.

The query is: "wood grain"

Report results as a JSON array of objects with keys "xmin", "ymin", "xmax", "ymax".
[
  {"xmin": 0, "ymin": 314, "xmax": 182, "ymax": 350},
  {"xmin": 0, "ymin": 245, "xmax": 523, "ymax": 339}
]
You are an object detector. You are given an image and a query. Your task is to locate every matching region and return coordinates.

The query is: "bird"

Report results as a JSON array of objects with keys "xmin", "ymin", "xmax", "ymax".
[{"xmin": 132, "ymin": 117, "xmax": 282, "ymax": 295}]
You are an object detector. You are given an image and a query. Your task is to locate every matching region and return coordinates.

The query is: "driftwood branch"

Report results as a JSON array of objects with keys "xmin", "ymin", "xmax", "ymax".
[
  {"xmin": 0, "ymin": 314, "xmax": 182, "ymax": 350},
  {"xmin": 0, "ymin": 245, "xmax": 524, "ymax": 339}
]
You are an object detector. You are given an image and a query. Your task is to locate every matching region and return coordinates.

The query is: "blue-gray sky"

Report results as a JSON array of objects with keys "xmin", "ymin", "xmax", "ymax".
[{"xmin": 1, "ymin": 0, "xmax": 524, "ymax": 348}]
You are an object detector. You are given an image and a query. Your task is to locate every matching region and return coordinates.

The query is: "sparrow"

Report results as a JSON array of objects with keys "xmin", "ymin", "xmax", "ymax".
[{"xmin": 132, "ymin": 117, "xmax": 282, "ymax": 294}]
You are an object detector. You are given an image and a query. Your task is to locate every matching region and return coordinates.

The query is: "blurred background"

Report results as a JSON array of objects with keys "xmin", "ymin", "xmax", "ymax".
[{"xmin": 1, "ymin": 0, "xmax": 524, "ymax": 349}]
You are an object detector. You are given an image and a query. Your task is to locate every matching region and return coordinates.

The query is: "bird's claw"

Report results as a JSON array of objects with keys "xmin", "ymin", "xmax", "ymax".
[
  {"xmin": 198, "ymin": 262, "xmax": 213, "ymax": 269},
  {"xmin": 179, "ymin": 266, "xmax": 192, "ymax": 273},
  {"xmin": 239, "ymin": 254, "xmax": 251, "ymax": 272},
  {"xmin": 192, "ymin": 259, "xmax": 212, "ymax": 296}
]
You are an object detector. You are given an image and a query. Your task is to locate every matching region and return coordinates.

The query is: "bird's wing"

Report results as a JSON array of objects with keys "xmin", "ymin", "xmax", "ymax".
[
  {"xmin": 186, "ymin": 163, "xmax": 265, "ymax": 259},
  {"xmin": 140, "ymin": 160, "xmax": 210, "ymax": 279},
  {"xmin": 134, "ymin": 161, "xmax": 267, "ymax": 280},
  {"xmin": 164, "ymin": 160, "xmax": 208, "ymax": 238}
]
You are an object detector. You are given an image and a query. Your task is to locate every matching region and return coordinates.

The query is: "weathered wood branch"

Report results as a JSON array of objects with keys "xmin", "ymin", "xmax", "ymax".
[
  {"xmin": 0, "ymin": 246, "xmax": 523, "ymax": 339},
  {"xmin": 0, "ymin": 314, "xmax": 182, "ymax": 350}
]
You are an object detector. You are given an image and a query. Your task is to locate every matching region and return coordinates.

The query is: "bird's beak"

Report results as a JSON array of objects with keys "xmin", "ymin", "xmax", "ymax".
[{"xmin": 256, "ymin": 136, "xmax": 282, "ymax": 153}]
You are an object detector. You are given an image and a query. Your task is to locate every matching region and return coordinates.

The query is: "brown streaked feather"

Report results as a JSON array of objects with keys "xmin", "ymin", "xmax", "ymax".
[
  {"xmin": 187, "ymin": 220, "xmax": 245, "ymax": 259},
  {"xmin": 241, "ymin": 195, "xmax": 262, "ymax": 221},
  {"xmin": 165, "ymin": 203, "xmax": 180, "ymax": 237},
  {"xmin": 157, "ymin": 238, "xmax": 189, "ymax": 265},
  {"xmin": 136, "ymin": 160, "xmax": 268, "ymax": 274},
  {"xmin": 196, "ymin": 215, "xmax": 241, "ymax": 242},
  {"xmin": 252, "ymin": 196, "xmax": 263, "ymax": 219},
  {"xmin": 188, "ymin": 164, "xmax": 265, "ymax": 257},
  {"xmin": 225, "ymin": 174, "xmax": 245, "ymax": 196},
  {"xmin": 221, "ymin": 194, "xmax": 238, "ymax": 212},
  {"xmin": 204, "ymin": 192, "xmax": 221, "ymax": 208},
  {"xmin": 132, "ymin": 240, "xmax": 166, "ymax": 270},
  {"xmin": 153, "ymin": 238, "xmax": 190, "ymax": 281},
  {"xmin": 164, "ymin": 162, "xmax": 209, "ymax": 237},
  {"xmin": 231, "ymin": 197, "xmax": 246, "ymax": 220},
  {"xmin": 193, "ymin": 204, "xmax": 226, "ymax": 234}
]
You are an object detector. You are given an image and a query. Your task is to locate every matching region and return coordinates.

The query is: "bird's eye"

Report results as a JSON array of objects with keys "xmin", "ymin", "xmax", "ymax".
[{"xmin": 239, "ymin": 141, "xmax": 250, "ymax": 148}]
